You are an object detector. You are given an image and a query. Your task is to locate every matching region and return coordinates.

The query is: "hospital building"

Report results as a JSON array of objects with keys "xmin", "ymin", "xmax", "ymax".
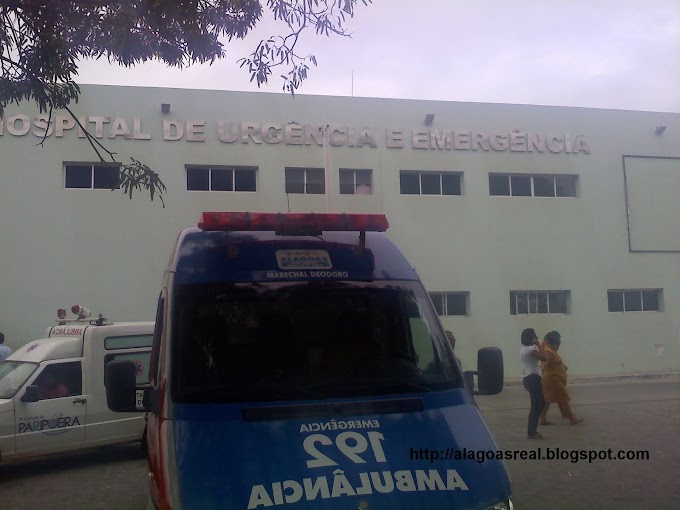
[{"xmin": 0, "ymin": 84, "xmax": 678, "ymax": 377}]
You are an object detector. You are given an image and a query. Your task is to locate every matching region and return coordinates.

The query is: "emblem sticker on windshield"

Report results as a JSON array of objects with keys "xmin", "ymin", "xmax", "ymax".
[{"xmin": 276, "ymin": 250, "xmax": 332, "ymax": 270}]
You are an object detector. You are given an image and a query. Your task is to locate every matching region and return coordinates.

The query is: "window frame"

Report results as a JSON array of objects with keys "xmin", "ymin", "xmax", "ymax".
[
  {"xmin": 104, "ymin": 334, "xmax": 154, "ymax": 350},
  {"xmin": 429, "ymin": 291, "xmax": 470, "ymax": 316},
  {"xmin": 607, "ymin": 289, "xmax": 663, "ymax": 312},
  {"xmin": 185, "ymin": 165, "xmax": 258, "ymax": 192},
  {"xmin": 104, "ymin": 351, "xmax": 153, "ymax": 386},
  {"xmin": 489, "ymin": 173, "xmax": 578, "ymax": 198},
  {"xmin": 510, "ymin": 290, "xmax": 571, "ymax": 315},
  {"xmin": 64, "ymin": 163, "xmax": 121, "ymax": 190},
  {"xmin": 33, "ymin": 360, "xmax": 83, "ymax": 400},
  {"xmin": 285, "ymin": 167, "xmax": 325, "ymax": 195},
  {"xmin": 399, "ymin": 171, "xmax": 463, "ymax": 196},
  {"xmin": 148, "ymin": 291, "xmax": 166, "ymax": 387},
  {"xmin": 339, "ymin": 168, "xmax": 373, "ymax": 195}
]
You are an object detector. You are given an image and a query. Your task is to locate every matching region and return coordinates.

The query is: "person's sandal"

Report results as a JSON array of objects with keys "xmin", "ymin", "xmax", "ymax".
[
  {"xmin": 528, "ymin": 433, "xmax": 544, "ymax": 439},
  {"xmin": 570, "ymin": 417, "xmax": 584, "ymax": 425}
]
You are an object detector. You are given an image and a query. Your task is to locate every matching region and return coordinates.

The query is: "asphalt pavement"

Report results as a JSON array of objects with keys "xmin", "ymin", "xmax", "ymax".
[{"xmin": 1, "ymin": 379, "xmax": 678, "ymax": 510}]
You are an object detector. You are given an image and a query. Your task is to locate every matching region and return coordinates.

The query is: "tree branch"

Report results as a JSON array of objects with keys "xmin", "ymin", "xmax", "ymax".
[
  {"xmin": 1, "ymin": 0, "xmax": 372, "ymax": 205},
  {"xmin": 33, "ymin": 105, "xmax": 53, "ymax": 147}
]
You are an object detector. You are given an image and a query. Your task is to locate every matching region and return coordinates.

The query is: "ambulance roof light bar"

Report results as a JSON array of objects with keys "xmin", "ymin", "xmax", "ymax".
[
  {"xmin": 71, "ymin": 305, "xmax": 91, "ymax": 320},
  {"xmin": 55, "ymin": 305, "xmax": 110, "ymax": 325},
  {"xmin": 198, "ymin": 212, "xmax": 389, "ymax": 237}
]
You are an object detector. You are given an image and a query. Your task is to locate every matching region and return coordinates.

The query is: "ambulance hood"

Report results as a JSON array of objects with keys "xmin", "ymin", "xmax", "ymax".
[
  {"xmin": 171, "ymin": 390, "xmax": 512, "ymax": 510},
  {"xmin": 7, "ymin": 338, "xmax": 83, "ymax": 363}
]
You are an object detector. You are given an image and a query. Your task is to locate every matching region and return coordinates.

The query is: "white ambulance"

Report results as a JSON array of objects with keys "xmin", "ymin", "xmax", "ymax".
[{"xmin": 0, "ymin": 305, "xmax": 153, "ymax": 464}]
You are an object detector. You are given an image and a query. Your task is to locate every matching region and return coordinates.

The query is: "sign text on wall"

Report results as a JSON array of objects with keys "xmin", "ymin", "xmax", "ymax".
[{"xmin": 0, "ymin": 115, "xmax": 591, "ymax": 154}]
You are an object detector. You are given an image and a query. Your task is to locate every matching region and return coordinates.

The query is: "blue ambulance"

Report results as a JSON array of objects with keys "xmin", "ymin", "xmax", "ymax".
[{"xmin": 106, "ymin": 212, "xmax": 513, "ymax": 510}]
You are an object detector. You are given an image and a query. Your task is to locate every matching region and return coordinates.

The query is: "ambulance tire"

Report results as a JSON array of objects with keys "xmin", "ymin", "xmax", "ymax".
[{"xmin": 141, "ymin": 425, "xmax": 148, "ymax": 455}]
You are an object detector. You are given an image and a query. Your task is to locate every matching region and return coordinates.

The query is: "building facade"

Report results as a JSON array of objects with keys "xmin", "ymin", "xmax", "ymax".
[{"xmin": 1, "ymin": 84, "xmax": 678, "ymax": 377}]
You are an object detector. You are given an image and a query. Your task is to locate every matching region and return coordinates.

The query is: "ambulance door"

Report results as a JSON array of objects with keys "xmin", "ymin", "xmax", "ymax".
[
  {"xmin": 88, "ymin": 345, "xmax": 151, "ymax": 443},
  {"xmin": 14, "ymin": 360, "xmax": 87, "ymax": 455}
]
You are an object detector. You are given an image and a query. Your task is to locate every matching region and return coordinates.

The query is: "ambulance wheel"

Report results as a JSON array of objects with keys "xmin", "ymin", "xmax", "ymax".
[{"xmin": 141, "ymin": 426, "xmax": 148, "ymax": 455}]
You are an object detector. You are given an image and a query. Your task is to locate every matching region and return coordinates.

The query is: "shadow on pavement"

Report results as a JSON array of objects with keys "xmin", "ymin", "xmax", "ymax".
[{"xmin": 0, "ymin": 443, "xmax": 146, "ymax": 483}]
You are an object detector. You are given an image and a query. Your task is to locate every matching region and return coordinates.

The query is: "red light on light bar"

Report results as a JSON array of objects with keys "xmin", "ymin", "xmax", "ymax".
[
  {"xmin": 198, "ymin": 212, "xmax": 389, "ymax": 234},
  {"xmin": 71, "ymin": 305, "xmax": 91, "ymax": 318}
]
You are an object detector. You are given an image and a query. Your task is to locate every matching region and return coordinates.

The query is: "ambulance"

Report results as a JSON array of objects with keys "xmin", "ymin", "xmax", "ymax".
[
  {"xmin": 0, "ymin": 305, "xmax": 153, "ymax": 463},
  {"xmin": 106, "ymin": 212, "xmax": 513, "ymax": 510}
]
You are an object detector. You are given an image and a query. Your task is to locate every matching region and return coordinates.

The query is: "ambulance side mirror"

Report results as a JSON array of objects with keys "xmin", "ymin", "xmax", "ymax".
[
  {"xmin": 105, "ymin": 360, "xmax": 138, "ymax": 412},
  {"xmin": 464, "ymin": 347, "xmax": 504, "ymax": 396},
  {"xmin": 21, "ymin": 385, "xmax": 39, "ymax": 403}
]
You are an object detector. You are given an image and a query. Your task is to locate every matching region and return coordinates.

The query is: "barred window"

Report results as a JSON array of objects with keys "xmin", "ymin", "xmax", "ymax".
[
  {"xmin": 186, "ymin": 166, "xmax": 257, "ymax": 192},
  {"xmin": 400, "ymin": 171, "xmax": 462, "ymax": 195},
  {"xmin": 490, "ymin": 174, "xmax": 578, "ymax": 197},
  {"xmin": 510, "ymin": 291, "xmax": 570, "ymax": 315},
  {"xmin": 607, "ymin": 290, "xmax": 662, "ymax": 312},
  {"xmin": 285, "ymin": 167, "xmax": 325, "ymax": 194},
  {"xmin": 339, "ymin": 169, "xmax": 373, "ymax": 195},
  {"xmin": 65, "ymin": 163, "xmax": 120, "ymax": 189},
  {"xmin": 429, "ymin": 292, "xmax": 469, "ymax": 316}
]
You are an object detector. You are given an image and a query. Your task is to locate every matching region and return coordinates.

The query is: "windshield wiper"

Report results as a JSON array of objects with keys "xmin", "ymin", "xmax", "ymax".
[
  {"xmin": 305, "ymin": 380, "xmax": 434, "ymax": 395},
  {"xmin": 177, "ymin": 383, "xmax": 329, "ymax": 403}
]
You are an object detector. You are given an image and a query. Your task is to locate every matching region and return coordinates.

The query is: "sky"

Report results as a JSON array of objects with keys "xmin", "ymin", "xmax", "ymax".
[{"xmin": 75, "ymin": 0, "xmax": 680, "ymax": 112}]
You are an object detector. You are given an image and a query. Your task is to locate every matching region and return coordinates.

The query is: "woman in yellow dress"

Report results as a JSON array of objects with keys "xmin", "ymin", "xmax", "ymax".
[{"xmin": 539, "ymin": 331, "xmax": 584, "ymax": 425}]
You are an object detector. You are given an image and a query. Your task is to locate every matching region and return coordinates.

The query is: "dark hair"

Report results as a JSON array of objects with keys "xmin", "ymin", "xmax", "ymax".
[
  {"xmin": 545, "ymin": 330, "xmax": 561, "ymax": 346},
  {"xmin": 521, "ymin": 328, "xmax": 537, "ymax": 346},
  {"xmin": 0, "ymin": 332, "xmax": 4, "ymax": 344}
]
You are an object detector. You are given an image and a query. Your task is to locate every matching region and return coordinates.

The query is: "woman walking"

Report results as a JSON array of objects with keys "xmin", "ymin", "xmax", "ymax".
[
  {"xmin": 520, "ymin": 328, "xmax": 547, "ymax": 439},
  {"xmin": 540, "ymin": 331, "xmax": 584, "ymax": 425}
]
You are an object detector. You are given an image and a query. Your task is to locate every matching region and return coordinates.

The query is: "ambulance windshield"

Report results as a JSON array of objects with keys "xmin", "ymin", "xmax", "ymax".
[
  {"xmin": 0, "ymin": 361, "xmax": 38, "ymax": 399},
  {"xmin": 172, "ymin": 280, "xmax": 463, "ymax": 403}
]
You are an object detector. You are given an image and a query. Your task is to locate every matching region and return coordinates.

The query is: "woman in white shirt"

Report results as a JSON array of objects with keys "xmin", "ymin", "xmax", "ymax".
[{"xmin": 520, "ymin": 328, "xmax": 547, "ymax": 439}]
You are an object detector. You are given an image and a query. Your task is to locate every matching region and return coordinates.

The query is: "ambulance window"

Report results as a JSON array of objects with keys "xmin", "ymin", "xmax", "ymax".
[
  {"xmin": 403, "ymin": 292, "xmax": 437, "ymax": 369},
  {"xmin": 172, "ymin": 281, "xmax": 461, "ymax": 403},
  {"xmin": 0, "ymin": 361, "xmax": 38, "ymax": 399},
  {"xmin": 35, "ymin": 362, "xmax": 82, "ymax": 399},
  {"xmin": 150, "ymin": 292, "xmax": 166, "ymax": 386},
  {"xmin": 104, "ymin": 335, "xmax": 153, "ymax": 349},
  {"xmin": 105, "ymin": 352, "xmax": 151, "ymax": 385}
]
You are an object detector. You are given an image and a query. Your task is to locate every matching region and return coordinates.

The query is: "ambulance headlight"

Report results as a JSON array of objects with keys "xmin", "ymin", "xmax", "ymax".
[
  {"xmin": 485, "ymin": 500, "xmax": 513, "ymax": 510},
  {"xmin": 71, "ymin": 305, "xmax": 91, "ymax": 318}
]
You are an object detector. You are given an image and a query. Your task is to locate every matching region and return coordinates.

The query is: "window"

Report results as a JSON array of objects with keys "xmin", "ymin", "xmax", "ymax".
[
  {"xmin": 400, "ymin": 171, "xmax": 462, "ymax": 195},
  {"xmin": 285, "ymin": 167, "xmax": 325, "ymax": 194},
  {"xmin": 489, "ymin": 174, "xmax": 578, "ymax": 197},
  {"xmin": 172, "ymin": 280, "xmax": 461, "ymax": 404},
  {"xmin": 105, "ymin": 335, "xmax": 153, "ymax": 350},
  {"xmin": 489, "ymin": 174, "xmax": 511, "ymax": 196},
  {"xmin": 65, "ymin": 163, "xmax": 120, "ymax": 189},
  {"xmin": 511, "ymin": 175, "xmax": 532, "ymax": 196},
  {"xmin": 429, "ymin": 292, "xmax": 469, "ymax": 316},
  {"xmin": 510, "ymin": 291, "xmax": 570, "ymax": 315},
  {"xmin": 607, "ymin": 289, "xmax": 662, "ymax": 312},
  {"xmin": 555, "ymin": 175, "xmax": 578, "ymax": 197},
  {"xmin": 35, "ymin": 362, "xmax": 82, "ymax": 399},
  {"xmin": 186, "ymin": 166, "xmax": 257, "ymax": 192},
  {"xmin": 105, "ymin": 352, "xmax": 152, "ymax": 385},
  {"xmin": 0, "ymin": 361, "xmax": 38, "ymax": 399},
  {"xmin": 150, "ymin": 292, "xmax": 165, "ymax": 386},
  {"xmin": 339, "ymin": 169, "xmax": 373, "ymax": 195}
]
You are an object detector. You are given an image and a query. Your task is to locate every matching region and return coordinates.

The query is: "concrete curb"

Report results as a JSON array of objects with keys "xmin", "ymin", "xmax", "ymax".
[{"xmin": 503, "ymin": 371, "xmax": 680, "ymax": 387}]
